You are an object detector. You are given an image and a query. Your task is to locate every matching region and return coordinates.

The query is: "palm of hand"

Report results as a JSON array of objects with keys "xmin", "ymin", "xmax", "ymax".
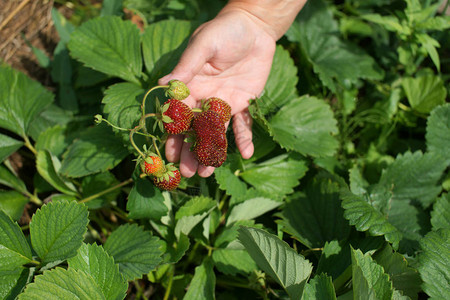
[{"xmin": 160, "ymin": 10, "xmax": 276, "ymax": 177}]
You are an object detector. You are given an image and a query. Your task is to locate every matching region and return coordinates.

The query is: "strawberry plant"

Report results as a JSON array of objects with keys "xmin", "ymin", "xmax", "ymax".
[{"xmin": 0, "ymin": 0, "xmax": 449, "ymax": 299}]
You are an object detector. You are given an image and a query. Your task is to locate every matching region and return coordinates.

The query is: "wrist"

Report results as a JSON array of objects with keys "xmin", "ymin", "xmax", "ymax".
[{"xmin": 220, "ymin": 0, "xmax": 307, "ymax": 40}]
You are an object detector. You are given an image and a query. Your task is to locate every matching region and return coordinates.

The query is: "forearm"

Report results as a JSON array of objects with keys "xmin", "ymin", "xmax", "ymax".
[{"xmin": 220, "ymin": 0, "xmax": 307, "ymax": 40}]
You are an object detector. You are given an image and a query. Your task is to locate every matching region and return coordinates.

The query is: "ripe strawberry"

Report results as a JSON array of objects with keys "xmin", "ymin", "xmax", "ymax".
[
  {"xmin": 153, "ymin": 164, "xmax": 181, "ymax": 191},
  {"xmin": 142, "ymin": 155, "xmax": 165, "ymax": 177},
  {"xmin": 161, "ymin": 99, "xmax": 193, "ymax": 134},
  {"xmin": 192, "ymin": 110, "xmax": 228, "ymax": 167},
  {"xmin": 202, "ymin": 97, "xmax": 231, "ymax": 123}
]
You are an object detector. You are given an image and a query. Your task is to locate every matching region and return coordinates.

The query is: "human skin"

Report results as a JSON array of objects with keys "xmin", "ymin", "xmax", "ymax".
[{"xmin": 159, "ymin": 0, "xmax": 307, "ymax": 178}]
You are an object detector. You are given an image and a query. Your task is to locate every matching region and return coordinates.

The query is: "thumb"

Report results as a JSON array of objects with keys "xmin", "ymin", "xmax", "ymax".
[{"xmin": 159, "ymin": 32, "xmax": 213, "ymax": 85}]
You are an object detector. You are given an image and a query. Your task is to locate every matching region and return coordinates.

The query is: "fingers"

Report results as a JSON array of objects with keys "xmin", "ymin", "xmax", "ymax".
[
  {"xmin": 165, "ymin": 135, "xmax": 184, "ymax": 163},
  {"xmin": 159, "ymin": 30, "xmax": 213, "ymax": 85},
  {"xmin": 233, "ymin": 111, "xmax": 254, "ymax": 159},
  {"xmin": 179, "ymin": 142, "xmax": 198, "ymax": 178}
]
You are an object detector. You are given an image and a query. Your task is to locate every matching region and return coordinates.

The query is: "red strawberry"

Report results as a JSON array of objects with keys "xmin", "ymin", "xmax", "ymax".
[
  {"xmin": 153, "ymin": 164, "xmax": 181, "ymax": 191},
  {"xmin": 192, "ymin": 110, "xmax": 228, "ymax": 167},
  {"xmin": 202, "ymin": 97, "xmax": 231, "ymax": 123},
  {"xmin": 142, "ymin": 155, "xmax": 165, "ymax": 177},
  {"xmin": 161, "ymin": 99, "xmax": 193, "ymax": 134}
]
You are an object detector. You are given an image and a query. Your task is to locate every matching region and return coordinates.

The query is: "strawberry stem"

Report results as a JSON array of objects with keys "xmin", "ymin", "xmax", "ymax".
[
  {"xmin": 78, "ymin": 178, "xmax": 133, "ymax": 203},
  {"xmin": 99, "ymin": 118, "xmax": 131, "ymax": 132},
  {"xmin": 130, "ymin": 129, "xmax": 146, "ymax": 158},
  {"xmin": 152, "ymin": 137, "xmax": 163, "ymax": 159},
  {"xmin": 141, "ymin": 85, "xmax": 169, "ymax": 118},
  {"xmin": 143, "ymin": 113, "xmax": 157, "ymax": 119},
  {"xmin": 192, "ymin": 108, "xmax": 203, "ymax": 113}
]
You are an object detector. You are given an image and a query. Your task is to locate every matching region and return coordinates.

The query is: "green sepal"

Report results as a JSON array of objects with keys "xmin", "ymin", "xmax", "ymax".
[
  {"xmin": 162, "ymin": 115, "xmax": 173, "ymax": 123},
  {"xmin": 161, "ymin": 102, "xmax": 170, "ymax": 114}
]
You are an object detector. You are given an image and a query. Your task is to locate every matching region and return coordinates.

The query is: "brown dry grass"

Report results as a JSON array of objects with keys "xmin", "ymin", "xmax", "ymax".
[{"xmin": 0, "ymin": 0, "xmax": 58, "ymax": 85}]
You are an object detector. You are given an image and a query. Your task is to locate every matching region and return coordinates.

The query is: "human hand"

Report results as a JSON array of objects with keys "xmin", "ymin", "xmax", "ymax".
[{"xmin": 159, "ymin": 8, "xmax": 276, "ymax": 178}]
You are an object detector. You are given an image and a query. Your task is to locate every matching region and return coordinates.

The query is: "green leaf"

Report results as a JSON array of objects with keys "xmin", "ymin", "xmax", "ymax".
[
  {"xmin": 175, "ymin": 196, "xmax": 216, "ymax": 220},
  {"xmin": 127, "ymin": 178, "xmax": 167, "ymax": 220},
  {"xmin": 214, "ymin": 154, "xmax": 247, "ymax": 199},
  {"xmin": 386, "ymin": 201, "xmax": 430, "ymax": 254},
  {"xmin": 102, "ymin": 82, "xmax": 144, "ymax": 130},
  {"xmin": 18, "ymin": 268, "xmax": 105, "ymax": 300},
  {"xmin": 373, "ymin": 244, "xmax": 421, "ymax": 299},
  {"xmin": 0, "ymin": 134, "xmax": 23, "ymax": 163},
  {"xmin": 68, "ymin": 243, "xmax": 127, "ymax": 300},
  {"xmin": 36, "ymin": 150, "xmax": 78, "ymax": 196},
  {"xmin": 418, "ymin": 229, "xmax": 450, "ymax": 299},
  {"xmin": 212, "ymin": 248, "xmax": 257, "ymax": 276},
  {"xmin": 361, "ymin": 14, "xmax": 406, "ymax": 33},
  {"xmin": 0, "ymin": 210, "xmax": 33, "ymax": 269},
  {"xmin": 416, "ymin": 34, "xmax": 440, "ymax": 72},
  {"xmin": 214, "ymin": 220, "xmax": 262, "ymax": 248},
  {"xmin": 302, "ymin": 274, "xmax": 336, "ymax": 300},
  {"xmin": 286, "ymin": 0, "xmax": 383, "ymax": 91},
  {"xmin": 226, "ymin": 197, "xmax": 281, "ymax": 226},
  {"xmin": 104, "ymin": 223, "xmax": 163, "ymax": 280},
  {"xmin": 416, "ymin": 16, "xmax": 450, "ymax": 30},
  {"xmin": 0, "ymin": 268, "xmax": 29, "ymax": 300},
  {"xmin": 426, "ymin": 103, "xmax": 450, "ymax": 165},
  {"xmin": 142, "ymin": 20, "xmax": 194, "ymax": 81},
  {"xmin": 174, "ymin": 196, "xmax": 217, "ymax": 239},
  {"xmin": 240, "ymin": 153, "xmax": 308, "ymax": 196},
  {"xmin": 68, "ymin": 16, "xmax": 142, "ymax": 84},
  {"xmin": 280, "ymin": 176, "xmax": 350, "ymax": 248},
  {"xmin": 238, "ymin": 227, "xmax": 313, "ymax": 299},
  {"xmin": 30, "ymin": 201, "xmax": 89, "ymax": 264},
  {"xmin": 35, "ymin": 125, "xmax": 72, "ymax": 157},
  {"xmin": 379, "ymin": 151, "xmax": 446, "ymax": 208},
  {"xmin": 269, "ymin": 96, "xmax": 338, "ymax": 157},
  {"xmin": 163, "ymin": 233, "xmax": 190, "ymax": 264},
  {"xmin": 0, "ymin": 65, "xmax": 54, "ymax": 136},
  {"xmin": 402, "ymin": 75, "xmax": 446, "ymax": 114},
  {"xmin": 317, "ymin": 238, "xmax": 384, "ymax": 283},
  {"xmin": 27, "ymin": 104, "xmax": 73, "ymax": 141},
  {"xmin": 258, "ymin": 45, "xmax": 298, "ymax": 115},
  {"xmin": 0, "ymin": 190, "xmax": 28, "ymax": 221},
  {"xmin": 0, "ymin": 164, "xmax": 27, "ymax": 194},
  {"xmin": 431, "ymin": 194, "xmax": 450, "ymax": 231},
  {"xmin": 351, "ymin": 247, "xmax": 393, "ymax": 300},
  {"xmin": 60, "ymin": 124, "xmax": 129, "ymax": 178},
  {"xmin": 51, "ymin": 8, "xmax": 75, "ymax": 44},
  {"xmin": 183, "ymin": 258, "xmax": 215, "ymax": 300},
  {"xmin": 101, "ymin": 0, "xmax": 123, "ymax": 16},
  {"xmin": 341, "ymin": 190, "xmax": 402, "ymax": 249}
]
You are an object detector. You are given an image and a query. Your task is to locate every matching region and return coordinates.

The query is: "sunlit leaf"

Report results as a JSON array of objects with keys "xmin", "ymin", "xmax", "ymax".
[
  {"xmin": 0, "ymin": 65, "xmax": 53, "ymax": 136},
  {"xmin": 18, "ymin": 268, "xmax": 104, "ymax": 300},
  {"xmin": 68, "ymin": 243, "xmax": 127, "ymax": 300},
  {"xmin": 238, "ymin": 227, "xmax": 313, "ymax": 299},
  {"xmin": 418, "ymin": 229, "xmax": 450, "ymax": 299},
  {"xmin": 68, "ymin": 16, "xmax": 142, "ymax": 84},
  {"xmin": 269, "ymin": 96, "xmax": 338, "ymax": 157},
  {"xmin": 30, "ymin": 201, "xmax": 89, "ymax": 264}
]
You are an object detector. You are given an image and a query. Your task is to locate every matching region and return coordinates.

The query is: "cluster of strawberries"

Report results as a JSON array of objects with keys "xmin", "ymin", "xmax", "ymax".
[{"xmin": 140, "ymin": 80, "xmax": 231, "ymax": 190}]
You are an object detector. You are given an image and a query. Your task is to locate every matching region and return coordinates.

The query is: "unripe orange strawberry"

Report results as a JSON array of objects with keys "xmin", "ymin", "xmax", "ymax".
[
  {"xmin": 153, "ymin": 164, "xmax": 181, "ymax": 191},
  {"xmin": 142, "ymin": 155, "xmax": 165, "ymax": 177},
  {"xmin": 161, "ymin": 99, "xmax": 194, "ymax": 134},
  {"xmin": 202, "ymin": 97, "xmax": 231, "ymax": 123},
  {"xmin": 192, "ymin": 110, "xmax": 228, "ymax": 167}
]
